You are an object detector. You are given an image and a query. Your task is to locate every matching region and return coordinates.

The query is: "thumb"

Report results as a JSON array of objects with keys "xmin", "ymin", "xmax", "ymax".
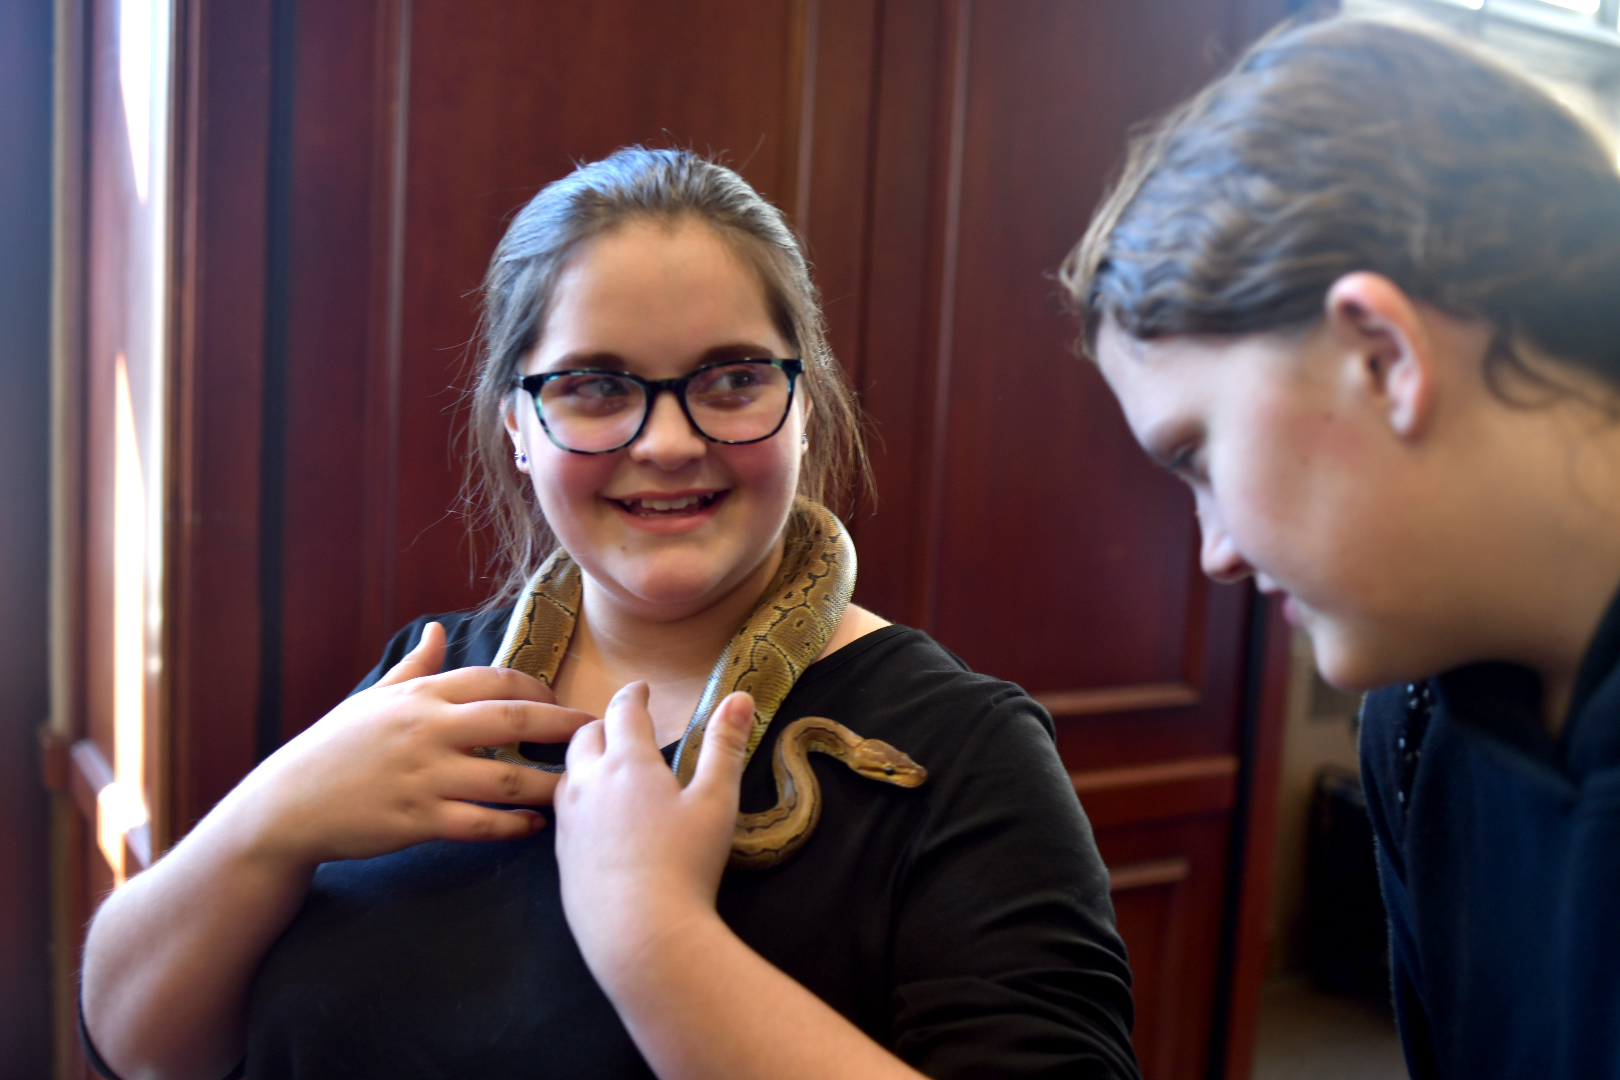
[
  {"xmin": 689, "ymin": 691, "xmax": 754, "ymax": 799},
  {"xmin": 374, "ymin": 621, "xmax": 447, "ymax": 687}
]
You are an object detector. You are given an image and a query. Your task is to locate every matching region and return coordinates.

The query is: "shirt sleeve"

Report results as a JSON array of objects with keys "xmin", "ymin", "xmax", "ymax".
[
  {"xmin": 1359, "ymin": 688, "xmax": 1439, "ymax": 1080},
  {"xmin": 886, "ymin": 694, "xmax": 1140, "ymax": 1080}
]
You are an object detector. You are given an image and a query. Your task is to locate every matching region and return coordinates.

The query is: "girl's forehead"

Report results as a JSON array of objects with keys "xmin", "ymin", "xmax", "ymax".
[{"xmin": 531, "ymin": 222, "xmax": 787, "ymax": 372}]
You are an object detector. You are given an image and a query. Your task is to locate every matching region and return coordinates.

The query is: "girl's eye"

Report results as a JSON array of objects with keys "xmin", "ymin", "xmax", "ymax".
[
  {"xmin": 556, "ymin": 373, "xmax": 635, "ymax": 400},
  {"xmin": 1167, "ymin": 444, "xmax": 1204, "ymax": 482}
]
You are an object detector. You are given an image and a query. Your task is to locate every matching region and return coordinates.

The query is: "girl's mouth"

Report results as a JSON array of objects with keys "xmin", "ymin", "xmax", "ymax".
[{"xmin": 610, "ymin": 491, "xmax": 726, "ymax": 517}]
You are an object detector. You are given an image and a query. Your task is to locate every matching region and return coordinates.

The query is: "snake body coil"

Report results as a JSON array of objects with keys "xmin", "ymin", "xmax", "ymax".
[{"xmin": 475, "ymin": 500, "xmax": 927, "ymax": 869}]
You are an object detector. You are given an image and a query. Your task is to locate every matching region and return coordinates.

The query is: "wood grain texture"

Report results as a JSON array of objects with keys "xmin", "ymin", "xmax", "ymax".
[
  {"xmin": 165, "ymin": 0, "xmax": 278, "ymax": 838},
  {"xmin": 1098, "ymin": 813, "xmax": 1233, "ymax": 1080},
  {"xmin": 1218, "ymin": 595, "xmax": 1295, "ymax": 1080}
]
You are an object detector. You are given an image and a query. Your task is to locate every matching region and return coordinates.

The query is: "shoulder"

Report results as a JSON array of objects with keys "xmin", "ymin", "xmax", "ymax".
[
  {"xmin": 798, "ymin": 625, "xmax": 1056, "ymax": 741},
  {"xmin": 350, "ymin": 603, "xmax": 516, "ymax": 695},
  {"xmin": 789, "ymin": 626, "xmax": 1069, "ymax": 813}
]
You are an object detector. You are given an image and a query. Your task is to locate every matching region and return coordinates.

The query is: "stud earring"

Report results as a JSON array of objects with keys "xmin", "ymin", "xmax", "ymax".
[
  {"xmin": 515, "ymin": 450, "xmax": 528, "ymax": 467},
  {"xmin": 801, "ymin": 432, "xmax": 809, "ymax": 449}
]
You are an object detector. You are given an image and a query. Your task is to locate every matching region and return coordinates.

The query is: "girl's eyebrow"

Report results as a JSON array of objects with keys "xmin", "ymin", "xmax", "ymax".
[
  {"xmin": 540, "ymin": 342, "xmax": 786, "ymax": 373},
  {"xmin": 699, "ymin": 342, "xmax": 784, "ymax": 362},
  {"xmin": 540, "ymin": 351, "xmax": 628, "ymax": 373}
]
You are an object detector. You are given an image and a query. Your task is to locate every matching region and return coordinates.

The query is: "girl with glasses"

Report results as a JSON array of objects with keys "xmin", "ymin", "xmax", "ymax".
[
  {"xmin": 81, "ymin": 148, "xmax": 1140, "ymax": 1080},
  {"xmin": 1071, "ymin": 18, "xmax": 1620, "ymax": 1080}
]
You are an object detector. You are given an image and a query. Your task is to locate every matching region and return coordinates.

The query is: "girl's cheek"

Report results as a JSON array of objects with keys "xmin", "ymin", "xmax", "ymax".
[{"xmin": 721, "ymin": 440, "xmax": 798, "ymax": 492}]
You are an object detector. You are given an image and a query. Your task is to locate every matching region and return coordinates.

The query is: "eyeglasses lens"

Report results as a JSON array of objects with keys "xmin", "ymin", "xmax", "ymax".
[{"xmin": 537, "ymin": 362, "xmax": 792, "ymax": 451}]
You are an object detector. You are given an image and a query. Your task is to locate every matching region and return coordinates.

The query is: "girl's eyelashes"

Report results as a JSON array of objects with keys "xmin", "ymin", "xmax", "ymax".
[{"xmin": 1165, "ymin": 442, "xmax": 1205, "ymax": 483}]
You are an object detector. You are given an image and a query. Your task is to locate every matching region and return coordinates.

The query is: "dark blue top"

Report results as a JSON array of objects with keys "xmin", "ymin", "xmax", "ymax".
[{"xmin": 1360, "ymin": 583, "xmax": 1620, "ymax": 1080}]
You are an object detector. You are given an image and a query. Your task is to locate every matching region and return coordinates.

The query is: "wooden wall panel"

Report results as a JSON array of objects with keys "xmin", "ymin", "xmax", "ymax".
[
  {"xmin": 1103, "ymin": 814, "xmax": 1233, "ymax": 1080},
  {"xmin": 858, "ymin": 0, "xmax": 1252, "ymax": 729},
  {"xmin": 167, "ymin": 0, "xmax": 278, "ymax": 835},
  {"xmin": 276, "ymin": 0, "xmax": 390, "ymax": 742}
]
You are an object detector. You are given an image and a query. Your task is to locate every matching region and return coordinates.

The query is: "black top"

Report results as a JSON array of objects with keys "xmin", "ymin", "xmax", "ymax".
[
  {"xmin": 237, "ymin": 611, "xmax": 1140, "ymax": 1079},
  {"xmin": 1360, "ymin": 583, "xmax": 1620, "ymax": 1080}
]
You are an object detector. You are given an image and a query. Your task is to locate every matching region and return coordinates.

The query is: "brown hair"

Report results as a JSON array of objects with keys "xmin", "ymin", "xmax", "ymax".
[
  {"xmin": 1061, "ymin": 16, "xmax": 1620, "ymax": 397},
  {"xmin": 468, "ymin": 147, "xmax": 870, "ymax": 605}
]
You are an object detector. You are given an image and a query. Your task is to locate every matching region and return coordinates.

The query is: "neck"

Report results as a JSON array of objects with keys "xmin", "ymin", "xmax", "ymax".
[
  {"xmin": 555, "ymin": 539, "xmax": 785, "ymax": 745},
  {"xmin": 1460, "ymin": 392, "xmax": 1620, "ymax": 735}
]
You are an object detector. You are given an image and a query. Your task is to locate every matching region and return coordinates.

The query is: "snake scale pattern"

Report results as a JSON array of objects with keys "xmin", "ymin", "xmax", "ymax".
[{"xmin": 474, "ymin": 499, "xmax": 927, "ymax": 869}]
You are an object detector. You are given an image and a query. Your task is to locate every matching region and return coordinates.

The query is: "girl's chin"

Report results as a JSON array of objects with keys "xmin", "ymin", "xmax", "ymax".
[{"xmin": 594, "ymin": 560, "xmax": 751, "ymax": 615}]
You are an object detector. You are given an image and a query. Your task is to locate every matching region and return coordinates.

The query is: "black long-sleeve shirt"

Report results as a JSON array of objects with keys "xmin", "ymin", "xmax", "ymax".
[{"xmin": 237, "ymin": 612, "xmax": 1140, "ymax": 1079}]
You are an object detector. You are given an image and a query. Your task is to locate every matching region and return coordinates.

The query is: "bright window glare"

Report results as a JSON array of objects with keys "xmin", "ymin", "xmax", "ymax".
[
  {"xmin": 1540, "ymin": 0, "xmax": 1602, "ymax": 12},
  {"xmin": 109, "ymin": 354, "xmax": 150, "ymax": 886}
]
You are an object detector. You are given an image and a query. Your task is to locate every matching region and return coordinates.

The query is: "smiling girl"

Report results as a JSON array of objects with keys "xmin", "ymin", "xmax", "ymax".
[
  {"xmin": 80, "ymin": 149, "xmax": 1139, "ymax": 1080},
  {"xmin": 1066, "ymin": 17, "xmax": 1620, "ymax": 1080}
]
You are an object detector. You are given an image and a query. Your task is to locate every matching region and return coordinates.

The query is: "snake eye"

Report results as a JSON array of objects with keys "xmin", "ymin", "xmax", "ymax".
[{"xmin": 883, "ymin": 764, "xmax": 895, "ymax": 775}]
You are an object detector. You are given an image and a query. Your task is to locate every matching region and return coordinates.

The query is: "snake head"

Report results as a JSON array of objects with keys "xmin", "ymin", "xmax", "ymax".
[{"xmin": 850, "ymin": 739, "xmax": 928, "ymax": 788}]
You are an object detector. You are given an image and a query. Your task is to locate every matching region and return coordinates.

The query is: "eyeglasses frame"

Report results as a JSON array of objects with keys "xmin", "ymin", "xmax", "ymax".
[{"xmin": 512, "ymin": 358, "xmax": 805, "ymax": 455}]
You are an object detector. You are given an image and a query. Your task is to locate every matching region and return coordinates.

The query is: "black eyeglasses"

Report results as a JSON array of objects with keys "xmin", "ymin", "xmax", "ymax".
[{"xmin": 513, "ymin": 358, "xmax": 803, "ymax": 455}]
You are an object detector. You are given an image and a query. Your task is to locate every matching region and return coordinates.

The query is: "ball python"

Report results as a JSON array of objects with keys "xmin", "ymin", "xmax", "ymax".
[{"xmin": 474, "ymin": 498, "xmax": 927, "ymax": 869}]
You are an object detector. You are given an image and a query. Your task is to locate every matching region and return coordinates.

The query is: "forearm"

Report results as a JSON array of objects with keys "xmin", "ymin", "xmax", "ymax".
[
  {"xmin": 599, "ymin": 911, "xmax": 924, "ymax": 1080},
  {"xmin": 81, "ymin": 796, "xmax": 315, "ymax": 1080}
]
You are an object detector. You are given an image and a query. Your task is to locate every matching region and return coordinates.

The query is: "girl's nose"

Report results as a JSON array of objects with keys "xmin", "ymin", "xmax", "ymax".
[
  {"xmin": 1197, "ymin": 504, "xmax": 1253, "ymax": 584},
  {"xmin": 627, "ymin": 390, "xmax": 706, "ymax": 468}
]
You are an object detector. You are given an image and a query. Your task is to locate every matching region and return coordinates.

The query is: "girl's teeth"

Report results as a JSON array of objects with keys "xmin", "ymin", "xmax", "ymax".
[{"xmin": 625, "ymin": 494, "xmax": 710, "ymax": 513}]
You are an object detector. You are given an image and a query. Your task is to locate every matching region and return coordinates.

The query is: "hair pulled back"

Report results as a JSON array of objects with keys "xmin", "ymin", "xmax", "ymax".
[
  {"xmin": 469, "ymin": 147, "xmax": 868, "ymax": 605},
  {"xmin": 1063, "ymin": 17, "xmax": 1620, "ymax": 396}
]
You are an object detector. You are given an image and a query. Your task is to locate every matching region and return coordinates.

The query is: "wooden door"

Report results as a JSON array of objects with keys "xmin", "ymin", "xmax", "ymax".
[{"xmin": 850, "ymin": 4, "xmax": 1291, "ymax": 1076}]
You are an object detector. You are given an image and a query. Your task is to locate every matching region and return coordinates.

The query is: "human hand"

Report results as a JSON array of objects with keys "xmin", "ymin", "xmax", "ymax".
[
  {"xmin": 553, "ymin": 683, "xmax": 754, "ymax": 988},
  {"xmin": 218, "ymin": 622, "xmax": 597, "ymax": 873}
]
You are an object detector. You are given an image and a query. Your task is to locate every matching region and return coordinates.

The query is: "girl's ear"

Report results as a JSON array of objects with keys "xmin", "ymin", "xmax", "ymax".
[
  {"xmin": 1324, "ymin": 272, "xmax": 1435, "ymax": 441},
  {"xmin": 503, "ymin": 392, "xmax": 522, "ymax": 444}
]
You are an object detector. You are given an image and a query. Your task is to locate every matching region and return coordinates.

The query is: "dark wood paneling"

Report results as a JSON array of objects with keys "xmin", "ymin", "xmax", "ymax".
[
  {"xmin": 1079, "ymin": 755, "xmax": 1239, "ymax": 1079},
  {"xmin": 276, "ymin": 0, "xmax": 392, "ymax": 739},
  {"xmin": 859, "ymin": 0, "xmax": 1250, "ymax": 719},
  {"xmin": 1074, "ymin": 756, "xmax": 1239, "ymax": 830},
  {"xmin": 166, "ymin": 0, "xmax": 277, "ymax": 835},
  {"xmin": 846, "ymin": 0, "xmax": 951, "ymax": 620},
  {"xmin": 1218, "ymin": 595, "xmax": 1294, "ymax": 1080},
  {"xmin": 1102, "ymin": 812, "xmax": 1231, "ymax": 1080}
]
